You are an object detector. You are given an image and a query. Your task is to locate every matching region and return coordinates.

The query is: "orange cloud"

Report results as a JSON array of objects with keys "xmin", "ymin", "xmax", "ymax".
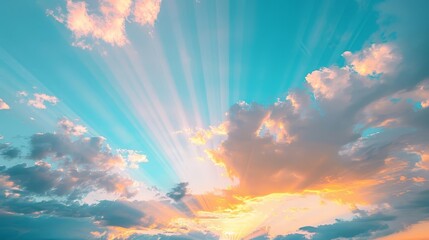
[{"xmin": 0, "ymin": 98, "xmax": 10, "ymax": 110}]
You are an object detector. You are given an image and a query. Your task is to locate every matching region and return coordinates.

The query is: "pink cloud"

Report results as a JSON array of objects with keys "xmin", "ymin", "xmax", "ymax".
[
  {"xmin": 49, "ymin": 0, "xmax": 163, "ymax": 49},
  {"xmin": 28, "ymin": 93, "xmax": 59, "ymax": 109},
  {"xmin": 66, "ymin": 0, "xmax": 132, "ymax": 47},
  {"xmin": 0, "ymin": 98, "xmax": 10, "ymax": 110},
  {"xmin": 343, "ymin": 44, "xmax": 401, "ymax": 76},
  {"xmin": 306, "ymin": 66, "xmax": 351, "ymax": 100},
  {"xmin": 57, "ymin": 118, "xmax": 87, "ymax": 136},
  {"xmin": 133, "ymin": 0, "xmax": 161, "ymax": 26}
]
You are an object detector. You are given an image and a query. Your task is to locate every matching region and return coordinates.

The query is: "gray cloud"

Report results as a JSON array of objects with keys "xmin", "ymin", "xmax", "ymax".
[
  {"xmin": 0, "ymin": 132, "xmax": 137, "ymax": 200},
  {"xmin": 298, "ymin": 214, "xmax": 395, "ymax": 240},
  {"xmin": 90, "ymin": 200, "xmax": 145, "ymax": 228},
  {"xmin": 0, "ymin": 213, "xmax": 100, "ymax": 240},
  {"xmin": 167, "ymin": 182, "xmax": 189, "ymax": 202},
  {"xmin": 29, "ymin": 133, "xmax": 125, "ymax": 171},
  {"xmin": 0, "ymin": 143, "xmax": 20, "ymax": 160}
]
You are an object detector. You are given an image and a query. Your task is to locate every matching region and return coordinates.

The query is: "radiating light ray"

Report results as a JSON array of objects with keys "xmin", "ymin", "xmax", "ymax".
[{"xmin": 91, "ymin": 31, "xmax": 232, "ymax": 192}]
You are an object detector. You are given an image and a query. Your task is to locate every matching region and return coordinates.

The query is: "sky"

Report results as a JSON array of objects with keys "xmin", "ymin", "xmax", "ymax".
[{"xmin": 0, "ymin": 0, "xmax": 428, "ymax": 239}]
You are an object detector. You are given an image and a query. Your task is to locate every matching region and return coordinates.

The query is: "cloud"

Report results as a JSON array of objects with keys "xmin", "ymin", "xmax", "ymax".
[
  {"xmin": 0, "ymin": 99, "xmax": 10, "ymax": 110},
  {"xmin": 177, "ymin": 123, "xmax": 228, "ymax": 145},
  {"xmin": 29, "ymin": 133, "xmax": 125, "ymax": 170},
  {"xmin": 49, "ymin": 0, "xmax": 163, "ymax": 49},
  {"xmin": 57, "ymin": 118, "xmax": 87, "ymax": 136},
  {"xmin": 306, "ymin": 66, "xmax": 352, "ymax": 100},
  {"xmin": 65, "ymin": 0, "xmax": 132, "ymax": 47},
  {"xmin": 90, "ymin": 200, "xmax": 146, "ymax": 227},
  {"xmin": 3, "ymin": 1, "xmax": 428, "ymax": 238},
  {"xmin": 0, "ymin": 213, "xmax": 101, "ymax": 240},
  {"xmin": 166, "ymin": 182, "xmax": 188, "ymax": 202},
  {"xmin": 2, "ymin": 162, "xmax": 62, "ymax": 194},
  {"xmin": 118, "ymin": 149, "xmax": 148, "ymax": 169},
  {"xmin": 133, "ymin": 0, "xmax": 162, "ymax": 26},
  {"xmin": 0, "ymin": 132, "xmax": 139, "ymax": 200},
  {"xmin": 0, "ymin": 144, "xmax": 20, "ymax": 160},
  {"xmin": 27, "ymin": 93, "xmax": 59, "ymax": 109},
  {"xmin": 343, "ymin": 44, "xmax": 401, "ymax": 76},
  {"xmin": 273, "ymin": 234, "xmax": 307, "ymax": 240},
  {"xmin": 205, "ymin": 41, "xmax": 429, "ymax": 205},
  {"xmin": 298, "ymin": 213, "xmax": 395, "ymax": 240}
]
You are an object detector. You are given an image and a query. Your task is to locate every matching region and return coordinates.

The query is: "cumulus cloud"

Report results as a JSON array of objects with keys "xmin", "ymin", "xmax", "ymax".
[
  {"xmin": 206, "ymin": 42, "xmax": 429, "ymax": 203},
  {"xmin": 0, "ymin": 132, "xmax": 141, "ymax": 200},
  {"xmin": 118, "ymin": 149, "xmax": 148, "ymax": 169},
  {"xmin": 197, "ymin": 35, "xmax": 429, "ymax": 237},
  {"xmin": 27, "ymin": 93, "xmax": 59, "ymax": 109},
  {"xmin": 0, "ymin": 99, "xmax": 10, "ymax": 110},
  {"xmin": 29, "ymin": 133, "xmax": 127, "ymax": 170},
  {"xmin": 57, "ymin": 118, "xmax": 87, "ymax": 136},
  {"xmin": 133, "ymin": 0, "xmax": 162, "ymax": 26},
  {"xmin": 65, "ymin": 0, "xmax": 132, "ymax": 47},
  {"xmin": 48, "ymin": 0, "xmax": 163, "ymax": 49},
  {"xmin": 343, "ymin": 44, "xmax": 401, "ymax": 76}
]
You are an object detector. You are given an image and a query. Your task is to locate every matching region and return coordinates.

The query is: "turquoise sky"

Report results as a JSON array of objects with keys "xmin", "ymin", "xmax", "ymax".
[{"xmin": 0, "ymin": 0, "xmax": 380, "ymax": 190}]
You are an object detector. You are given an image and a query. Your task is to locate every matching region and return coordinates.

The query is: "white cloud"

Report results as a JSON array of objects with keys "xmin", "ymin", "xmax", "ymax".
[
  {"xmin": 118, "ymin": 149, "xmax": 148, "ymax": 169},
  {"xmin": 28, "ymin": 93, "xmax": 59, "ymax": 109},
  {"xmin": 57, "ymin": 118, "xmax": 87, "ymax": 136},
  {"xmin": 306, "ymin": 66, "xmax": 351, "ymax": 100}
]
